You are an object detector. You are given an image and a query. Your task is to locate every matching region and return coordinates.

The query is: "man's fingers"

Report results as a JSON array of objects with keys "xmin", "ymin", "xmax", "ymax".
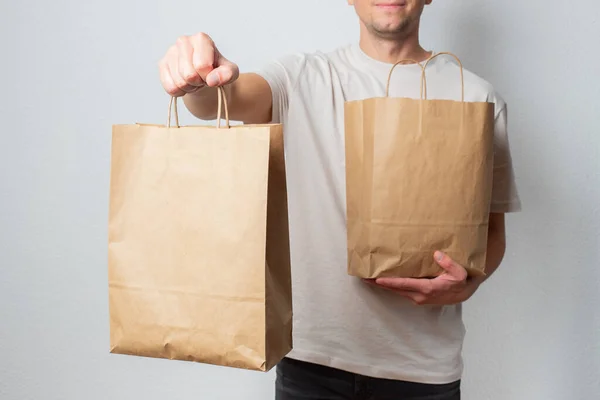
[
  {"xmin": 159, "ymin": 59, "xmax": 185, "ymax": 97},
  {"xmin": 363, "ymin": 279, "xmax": 425, "ymax": 304},
  {"xmin": 168, "ymin": 57, "xmax": 198, "ymax": 94},
  {"xmin": 176, "ymin": 37, "xmax": 204, "ymax": 87},
  {"xmin": 434, "ymin": 251, "xmax": 468, "ymax": 280},
  {"xmin": 190, "ymin": 33, "xmax": 216, "ymax": 80},
  {"xmin": 374, "ymin": 277, "xmax": 434, "ymax": 294}
]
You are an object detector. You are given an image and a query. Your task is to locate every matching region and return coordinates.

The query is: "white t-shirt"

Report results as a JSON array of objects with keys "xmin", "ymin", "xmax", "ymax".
[{"xmin": 256, "ymin": 43, "xmax": 521, "ymax": 385}]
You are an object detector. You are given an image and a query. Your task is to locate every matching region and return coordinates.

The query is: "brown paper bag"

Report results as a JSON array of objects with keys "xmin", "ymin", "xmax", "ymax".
[
  {"xmin": 344, "ymin": 53, "xmax": 495, "ymax": 279},
  {"xmin": 108, "ymin": 87, "xmax": 292, "ymax": 371}
]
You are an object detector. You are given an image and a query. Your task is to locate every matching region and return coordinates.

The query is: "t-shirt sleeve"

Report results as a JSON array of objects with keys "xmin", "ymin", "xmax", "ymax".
[
  {"xmin": 490, "ymin": 103, "xmax": 522, "ymax": 213},
  {"xmin": 255, "ymin": 53, "xmax": 307, "ymax": 124}
]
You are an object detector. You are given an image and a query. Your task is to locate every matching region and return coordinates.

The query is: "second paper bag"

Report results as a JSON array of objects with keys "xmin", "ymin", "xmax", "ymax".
[
  {"xmin": 344, "ymin": 53, "xmax": 495, "ymax": 279},
  {"xmin": 108, "ymin": 88, "xmax": 292, "ymax": 371}
]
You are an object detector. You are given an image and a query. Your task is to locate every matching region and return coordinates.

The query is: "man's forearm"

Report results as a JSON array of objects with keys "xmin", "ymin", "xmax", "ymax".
[
  {"xmin": 472, "ymin": 213, "xmax": 507, "ymax": 286},
  {"xmin": 182, "ymin": 73, "xmax": 273, "ymax": 124},
  {"xmin": 182, "ymin": 85, "xmax": 229, "ymax": 121},
  {"xmin": 481, "ymin": 228, "xmax": 507, "ymax": 282}
]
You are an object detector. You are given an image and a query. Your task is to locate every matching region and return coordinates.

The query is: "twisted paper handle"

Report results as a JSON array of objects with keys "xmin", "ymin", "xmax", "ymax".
[
  {"xmin": 385, "ymin": 52, "xmax": 465, "ymax": 101},
  {"xmin": 167, "ymin": 86, "xmax": 231, "ymax": 128}
]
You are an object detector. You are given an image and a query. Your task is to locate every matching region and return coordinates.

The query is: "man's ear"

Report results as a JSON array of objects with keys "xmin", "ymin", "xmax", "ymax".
[{"xmin": 425, "ymin": 0, "xmax": 433, "ymax": 5}]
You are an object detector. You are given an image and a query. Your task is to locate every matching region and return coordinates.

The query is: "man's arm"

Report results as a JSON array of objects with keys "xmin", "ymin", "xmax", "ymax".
[
  {"xmin": 366, "ymin": 212, "xmax": 508, "ymax": 305},
  {"xmin": 159, "ymin": 33, "xmax": 273, "ymax": 125},
  {"xmin": 473, "ymin": 212, "xmax": 507, "ymax": 285}
]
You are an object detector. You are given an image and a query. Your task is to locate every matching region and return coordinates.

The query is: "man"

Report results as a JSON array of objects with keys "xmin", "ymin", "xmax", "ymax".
[{"xmin": 158, "ymin": 1, "xmax": 521, "ymax": 398}]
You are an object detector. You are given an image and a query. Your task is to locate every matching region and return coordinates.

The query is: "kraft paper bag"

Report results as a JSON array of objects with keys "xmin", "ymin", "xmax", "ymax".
[
  {"xmin": 108, "ymin": 87, "xmax": 292, "ymax": 371},
  {"xmin": 344, "ymin": 53, "xmax": 495, "ymax": 279}
]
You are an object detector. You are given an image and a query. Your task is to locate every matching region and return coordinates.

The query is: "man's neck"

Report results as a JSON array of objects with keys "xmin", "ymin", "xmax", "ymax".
[{"xmin": 358, "ymin": 26, "xmax": 431, "ymax": 64}]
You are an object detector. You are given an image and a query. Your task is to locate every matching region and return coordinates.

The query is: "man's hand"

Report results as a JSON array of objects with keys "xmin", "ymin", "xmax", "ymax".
[
  {"xmin": 157, "ymin": 32, "xmax": 272, "ymax": 124},
  {"xmin": 159, "ymin": 32, "xmax": 239, "ymax": 97},
  {"xmin": 364, "ymin": 251, "xmax": 481, "ymax": 306}
]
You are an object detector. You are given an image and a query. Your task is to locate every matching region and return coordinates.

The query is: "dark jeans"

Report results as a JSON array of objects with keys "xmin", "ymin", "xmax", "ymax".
[{"xmin": 275, "ymin": 357, "xmax": 461, "ymax": 400}]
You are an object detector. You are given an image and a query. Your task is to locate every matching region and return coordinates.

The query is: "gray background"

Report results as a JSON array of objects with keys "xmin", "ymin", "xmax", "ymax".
[{"xmin": 1, "ymin": 0, "xmax": 599, "ymax": 399}]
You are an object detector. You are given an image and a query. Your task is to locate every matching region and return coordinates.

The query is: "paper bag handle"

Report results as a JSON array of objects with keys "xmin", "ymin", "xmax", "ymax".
[
  {"xmin": 420, "ymin": 52, "xmax": 465, "ymax": 102},
  {"xmin": 385, "ymin": 52, "xmax": 465, "ymax": 102},
  {"xmin": 385, "ymin": 59, "xmax": 425, "ymax": 98},
  {"xmin": 167, "ymin": 96, "xmax": 180, "ymax": 128},
  {"xmin": 167, "ymin": 86, "xmax": 231, "ymax": 129},
  {"xmin": 216, "ymin": 86, "xmax": 230, "ymax": 128}
]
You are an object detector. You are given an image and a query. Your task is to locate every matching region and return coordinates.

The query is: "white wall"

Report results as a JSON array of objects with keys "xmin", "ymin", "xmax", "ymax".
[{"xmin": 1, "ymin": 0, "xmax": 598, "ymax": 399}]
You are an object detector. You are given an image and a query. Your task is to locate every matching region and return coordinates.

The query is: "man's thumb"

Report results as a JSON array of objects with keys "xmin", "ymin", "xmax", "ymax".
[{"xmin": 206, "ymin": 56, "xmax": 239, "ymax": 87}]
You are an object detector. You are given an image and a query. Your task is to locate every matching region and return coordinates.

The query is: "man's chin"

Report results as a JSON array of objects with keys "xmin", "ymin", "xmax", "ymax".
[
  {"xmin": 370, "ymin": 24, "xmax": 411, "ymax": 38},
  {"xmin": 368, "ymin": 17, "xmax": 412, "ymax": 33}
]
